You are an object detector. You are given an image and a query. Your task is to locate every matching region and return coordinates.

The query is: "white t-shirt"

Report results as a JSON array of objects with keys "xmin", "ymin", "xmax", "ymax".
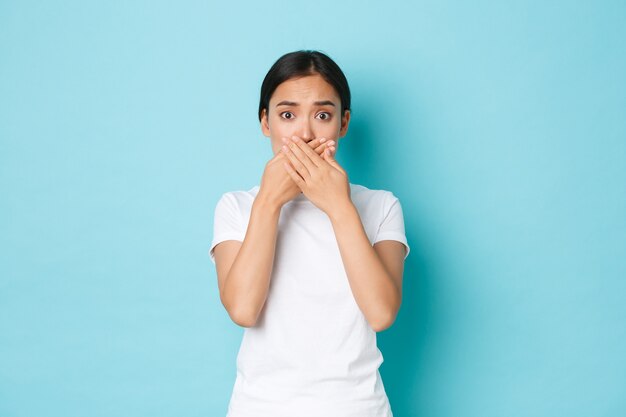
[{"xmin": 209, "ymin": 183, "xmax": 410, "ymax": 417}]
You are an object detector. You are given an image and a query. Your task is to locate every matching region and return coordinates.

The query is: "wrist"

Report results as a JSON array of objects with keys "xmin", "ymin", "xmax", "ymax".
[
  {"xmin": 327, "ymin": 199, "xmax": 357, "ymax": 224},
  {"xmin": 253, "ymin": 191, "xmax": 282, "ymax": 215}
]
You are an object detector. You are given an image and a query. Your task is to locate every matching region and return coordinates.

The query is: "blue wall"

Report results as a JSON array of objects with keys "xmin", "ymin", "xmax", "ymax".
[{"xmin": 1, "ymin": 1, "xmax": 624, "ymax": 416}]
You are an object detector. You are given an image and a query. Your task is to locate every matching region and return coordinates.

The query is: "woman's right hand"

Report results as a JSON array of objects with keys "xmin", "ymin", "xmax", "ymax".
[{"xmin": 257, "ymin": 137, "xmax": 333, "ymax": 208}]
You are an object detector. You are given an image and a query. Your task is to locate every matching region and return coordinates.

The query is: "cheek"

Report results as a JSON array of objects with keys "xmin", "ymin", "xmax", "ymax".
[
  {"xmin": 267, "ymin": 116, "xmax": 290, "ymax": 136},
  {"xmin": 267, "ymin": 116, "xmax": 341, "ymax": 140},
  {"xmin": 318, "ymin": 121, "xmax": 341, "ymax": 139}
]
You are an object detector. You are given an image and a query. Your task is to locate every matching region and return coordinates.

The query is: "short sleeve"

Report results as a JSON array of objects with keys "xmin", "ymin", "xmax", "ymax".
[
  {"xmin": 208, "ymin": 192, "xmax": 245, "ymax": 264},
  {"xmin": 373, "ymin": 191, "xmax": 410, "ymax": 260}
]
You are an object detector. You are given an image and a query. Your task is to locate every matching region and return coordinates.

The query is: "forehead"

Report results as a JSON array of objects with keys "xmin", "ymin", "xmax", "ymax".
[{"xmin": 270, "ymin": 74, "xmax": 339, "ymax": 103}]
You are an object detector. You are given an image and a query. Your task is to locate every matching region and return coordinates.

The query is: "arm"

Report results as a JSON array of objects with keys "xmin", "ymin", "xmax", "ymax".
[
  {"xmin": 213, "ymin": 195, "xmax": 281, "ymax": 328},
  {"xmin": 213, "ymin": 139, "xmax": 332, "ymax": 328},
  {"xmin": 277, "ymin": 136, "xmax": 407, "ymax": 331},
  {"xmin": 328, "ymin": 201, "xmax": 407, "ymax": 332}
]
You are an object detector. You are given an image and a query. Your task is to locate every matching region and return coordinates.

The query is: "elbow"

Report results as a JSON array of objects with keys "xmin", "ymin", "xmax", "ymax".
[
  {"xmin": 221, "ymin": 295, "xmax": 258, "ymax": 328},
  {"xmin": 233, "ymin": 316, "xmax": 257, "ymax": 328},
  {"xmin": 227, "ymin": 303, "xmax": 259, "ymax": 328},
  {"xmin": 370, "ymin": 310, "xmax": 397, "ymax": 333},
  {"xmin": 370, "ymin": 296, "xmax": 402, "ymax": 332},
  {"xmin": 370, "ymin": 291, "xmax": 402, "ymax": 332},
  {"xmin": 229, "ymin": 309, "xmax": 258, "ymax": 328}
]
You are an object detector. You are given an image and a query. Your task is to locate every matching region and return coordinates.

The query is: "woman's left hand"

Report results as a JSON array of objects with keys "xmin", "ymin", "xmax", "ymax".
[{"xmin": 281, "ymin": 135, "xmax": 351, "ymax": 214}]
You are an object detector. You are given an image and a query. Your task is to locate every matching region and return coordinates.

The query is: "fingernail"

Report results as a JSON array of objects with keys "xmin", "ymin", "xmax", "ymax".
[
  {"xmin": 291, "ymin": 136, "xmax": 299, "ymax": 142},
  {"xmin": 281, "ymin": 137, "xmax": 288, "ymax": 143},
  {"xmin": 319, "ymin": 138, "xmax": 327, "ymax": 143},
  {"xmin": 328, "ymin": 140, "xmax": 335, "ymax": 146}
]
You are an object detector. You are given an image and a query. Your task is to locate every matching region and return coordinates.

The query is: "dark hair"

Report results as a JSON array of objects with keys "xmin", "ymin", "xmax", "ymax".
[{"xmin": 258, "ymin": 50, "xmax": 351, "ymax": 122}]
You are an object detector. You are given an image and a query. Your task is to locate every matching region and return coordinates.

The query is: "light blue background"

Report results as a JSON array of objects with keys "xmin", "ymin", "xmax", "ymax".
[{"xmin": 1, "ymin": 1, "xmax": 624, "ymax": 416}]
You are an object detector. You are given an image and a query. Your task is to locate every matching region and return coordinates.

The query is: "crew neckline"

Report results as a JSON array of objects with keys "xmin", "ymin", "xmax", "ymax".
[{"xmin": 292, "ymin": 191, "xmax": 308, "ymax": 202}]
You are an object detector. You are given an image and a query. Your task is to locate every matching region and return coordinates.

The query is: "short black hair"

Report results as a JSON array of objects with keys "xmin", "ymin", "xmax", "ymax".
[{"xmin": 258, "ymin": 50, "xmax": 351, "ymax": 122}]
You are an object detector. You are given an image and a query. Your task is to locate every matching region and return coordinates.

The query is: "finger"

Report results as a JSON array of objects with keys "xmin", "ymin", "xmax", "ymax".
[
  {"xmin": 289, "ymin": 135, "xmax": 327, "ymax": 169},
  {"xmin": 283, "ymin": 136, "xmax": 320, "ymax": 151},
  {"xmin": 314, "ymin": 139, "xmax": 336, "ymax": 156},
  {"xmin": 286, "ymin": 136, "xmax": 318, "ymax": 173},
  {"xmin": 313, "ymin": 137, "xmax": 327, "ymax": 150},
  {"xmin": 300, "ymin": 136, "xmax": 336, "ymax": 166},
  {"xmin": 306, "ymin": 137, "xmax": 322, "ymax": 149},
  {"xmin": 291, "ymin": 136, "xmax": 325, "ymax": 155},
  {"xmin": 282, "ymin": 161, "xmax": 305, "ymax": 188},
  {"xmin": 281, "ymin": 142, "xmax": 311, "ymax": 179},
  {"xmin": 323, "ymin": 145, "xmax": 343, "ymax": 171},
  {"xmin": 314, "ymin": 142, "xmax": 330, "ymax": 155}
]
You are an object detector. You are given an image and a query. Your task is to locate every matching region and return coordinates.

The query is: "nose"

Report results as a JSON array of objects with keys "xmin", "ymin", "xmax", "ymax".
[{"xmin": 298, "ymin": 119, "xmax": 314, "ymax": 143}]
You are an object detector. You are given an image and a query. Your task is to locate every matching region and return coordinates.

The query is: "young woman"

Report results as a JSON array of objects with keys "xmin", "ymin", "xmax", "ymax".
[{"xmin": 209, "ymin": 50, "xmax": 410, "ymax": 417}]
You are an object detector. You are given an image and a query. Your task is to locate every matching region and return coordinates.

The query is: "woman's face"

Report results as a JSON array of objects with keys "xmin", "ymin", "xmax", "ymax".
[{"xmin": 260, "ymin": 73, "xmax": 350, "ymax": 155}]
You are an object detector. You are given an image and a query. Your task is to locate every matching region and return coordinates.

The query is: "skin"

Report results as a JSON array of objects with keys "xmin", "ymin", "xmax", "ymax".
[{"xmin": 213, "ymin": 74, "xmax": 407, "ymax": 332}]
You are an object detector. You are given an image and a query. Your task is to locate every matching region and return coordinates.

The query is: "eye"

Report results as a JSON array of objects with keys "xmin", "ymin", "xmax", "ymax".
[
  {"xmin": 280, "ymin": 111, "xmax": 295, "ymax": 120},
  {"xmin": 316, "ymin": 112, "xmax": 332, "ymax": 121}
]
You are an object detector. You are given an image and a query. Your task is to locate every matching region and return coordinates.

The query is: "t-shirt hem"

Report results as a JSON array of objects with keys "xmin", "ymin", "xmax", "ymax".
[
  {"xmin": 373, "ymin": 233, "xmax": 410, "ymax": 259},
  {"xmin": 209, "ymin": 233, "xmax": 245, "ymax": 264}
]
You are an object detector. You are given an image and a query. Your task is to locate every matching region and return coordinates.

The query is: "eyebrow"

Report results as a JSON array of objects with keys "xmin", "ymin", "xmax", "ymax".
[{"xmin": 275, "ymin": 100, "xmax": 336, "ymax": 107}]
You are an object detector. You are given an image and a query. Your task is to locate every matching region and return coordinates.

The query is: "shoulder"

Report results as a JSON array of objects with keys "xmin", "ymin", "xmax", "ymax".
[
  {"xmin": 350, "ymin": 183, "xmax": 399, "ymax": 207},
  {"xmin": 213, "ymin": 185, "xmax": 259, "ymax": 219},
  {"xmin": 217, "ymin": 184, "xmax": 259, "ymax": 205}
]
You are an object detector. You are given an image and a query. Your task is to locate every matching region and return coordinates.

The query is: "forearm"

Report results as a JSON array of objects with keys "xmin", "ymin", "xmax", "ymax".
[
  {"xmin": 223, "ymin": 195, "xmax": 281, "ymax": 326},
  {"xmin": 328, "ymin": 201, "xmax": 401, "ymax": 331}
]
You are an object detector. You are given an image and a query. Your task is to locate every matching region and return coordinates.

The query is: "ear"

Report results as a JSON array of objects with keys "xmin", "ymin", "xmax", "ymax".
[
  {"xmin": 338, "ymin": 109, "xmax": 351, "ymax": 138},
  {"xmin": 260, "ymin": 108, "xmax": 270, "ymax": 137}
]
